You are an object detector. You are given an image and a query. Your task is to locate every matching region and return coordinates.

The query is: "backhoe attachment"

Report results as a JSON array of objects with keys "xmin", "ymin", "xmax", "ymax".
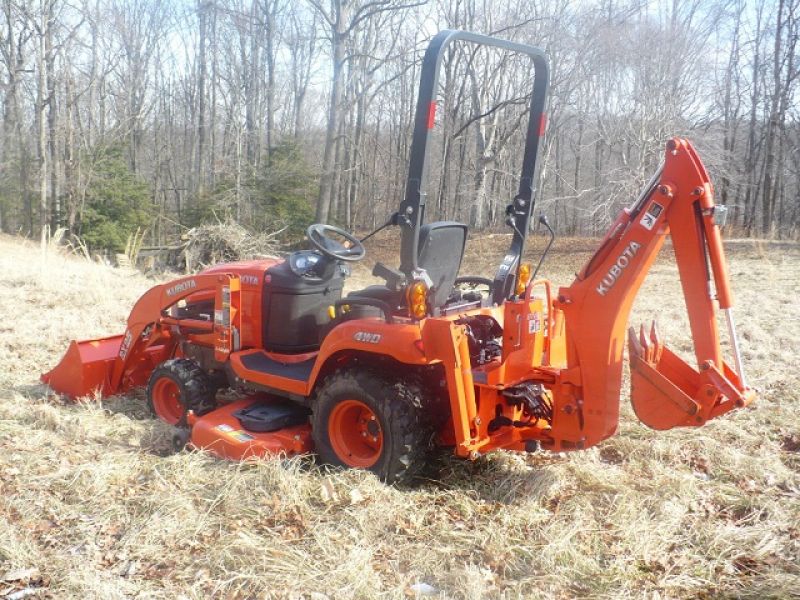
[{"xmin": 551, "ymin": 138, "xmax": 755, "ymax": 449}]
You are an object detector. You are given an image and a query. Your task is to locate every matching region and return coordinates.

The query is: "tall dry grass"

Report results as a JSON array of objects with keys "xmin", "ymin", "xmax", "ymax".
[{"xmin": 0, "ymin": 233, "xmax": 798, "ymax": 599}]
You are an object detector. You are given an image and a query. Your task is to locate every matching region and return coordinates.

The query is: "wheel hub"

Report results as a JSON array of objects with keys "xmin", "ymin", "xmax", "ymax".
[
  {"xmin": 328, "ymin": 399, "xmax": 384, "ymax": 468},
  {"xmin": 151, "ymin": 378, "xmax": 183, "ymax": 425}
]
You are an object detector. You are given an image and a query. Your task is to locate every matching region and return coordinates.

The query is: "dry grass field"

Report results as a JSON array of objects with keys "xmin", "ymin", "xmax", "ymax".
[{"xmin": 0, "ymin": 232, "xmax": 799, "ymax": 599}]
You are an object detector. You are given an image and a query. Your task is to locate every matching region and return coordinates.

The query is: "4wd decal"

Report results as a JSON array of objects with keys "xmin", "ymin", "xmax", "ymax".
[
  {"xmin": 353, "ymin": 331, "xmax": 382, "ymax": 344},
  {"xmin": 639, "ymin": 201, "xmax": 664, "ymax": 231},
  {"xmin": 596, "ymin": 241, "xmax": 641, "ymax": 296},
  {"xmin": 166, "ymin": 279, "xmax": 197, "ymax": 297}
]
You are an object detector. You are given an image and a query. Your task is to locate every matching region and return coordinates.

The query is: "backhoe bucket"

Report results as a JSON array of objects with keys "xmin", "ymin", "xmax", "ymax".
[
  {"xmin": 41, "ymin": 335, "xmax": 123, "ymax": 399},
  {"xmin": 627, "ymin": 323, "xmax": 753, "ymax": 430}
]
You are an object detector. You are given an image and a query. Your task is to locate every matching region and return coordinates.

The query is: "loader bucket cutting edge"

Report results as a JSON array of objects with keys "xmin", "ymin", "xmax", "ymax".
[{"xmin": 41, "ymin": 335, "xmax": 123, "ymax": 399}]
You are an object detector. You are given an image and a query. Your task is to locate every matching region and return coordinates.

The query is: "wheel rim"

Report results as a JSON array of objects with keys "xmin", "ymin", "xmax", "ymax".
[
  {"xmin": 328, "ymin": 399, "xmax": 383, "ymax": 468},
  {"xmin": 151, "ymin": 378, "xmax": 183, "ymax": 425}
]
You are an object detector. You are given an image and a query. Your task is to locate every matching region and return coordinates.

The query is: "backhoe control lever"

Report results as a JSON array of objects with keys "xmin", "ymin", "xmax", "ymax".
[{"xmin": 455, "ymin": 314, "xmax": 502, "ymax": 365}]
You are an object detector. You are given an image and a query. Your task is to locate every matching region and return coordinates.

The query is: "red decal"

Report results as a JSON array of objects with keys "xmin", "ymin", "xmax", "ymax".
[
  {"xmin": 427, "ymin": 101, "xmax": 437, "ymax": 129},
  {"xmin": 539, "ymin": 113, "xmax": 547, "ymax": 136}
]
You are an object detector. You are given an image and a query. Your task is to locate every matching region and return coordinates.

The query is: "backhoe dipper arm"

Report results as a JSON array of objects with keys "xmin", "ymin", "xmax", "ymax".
[{"xmin": 550, "ymin": 138, "xmax": 755, "ymax": 450}]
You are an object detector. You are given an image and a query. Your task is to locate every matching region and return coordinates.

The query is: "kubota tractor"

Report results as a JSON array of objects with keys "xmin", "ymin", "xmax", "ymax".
[{"xmin": 43, "ymin": 31, "xmax": 755, "ymax": 482}]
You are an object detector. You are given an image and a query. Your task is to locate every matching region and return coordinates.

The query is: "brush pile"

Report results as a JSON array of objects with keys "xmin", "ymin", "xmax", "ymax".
[
  {"xmin": 167, "ymin": 222, "xmax": 284, "ymax": 272},
  {"xmin": 182, "ymin": 222, "xmax": 284, "ymax": 271}
]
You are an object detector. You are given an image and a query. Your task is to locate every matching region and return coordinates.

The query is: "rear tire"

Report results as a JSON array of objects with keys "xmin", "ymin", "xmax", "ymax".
[
  {"xmin": 311, "ymin": 369, "xmax": 434, "ymax": 484},
  {"xmin": 147, "ymin": 359, "xmax": 216, "ymax": 425}
]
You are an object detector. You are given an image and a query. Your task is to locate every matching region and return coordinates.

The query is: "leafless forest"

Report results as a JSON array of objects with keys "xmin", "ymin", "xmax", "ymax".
[{"xmin": 0, "ymin": 0, "xmax": 798, "ymax": 251}]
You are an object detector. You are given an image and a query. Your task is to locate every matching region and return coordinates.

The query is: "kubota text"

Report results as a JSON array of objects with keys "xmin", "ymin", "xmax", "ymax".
[{"xmin": 596, "ymin": 241, "xmax": 641, "ymax": 296}]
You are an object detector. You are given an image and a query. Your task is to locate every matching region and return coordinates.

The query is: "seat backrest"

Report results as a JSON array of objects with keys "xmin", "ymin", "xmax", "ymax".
[{"xmin": 417, "ymin": 221, "xmax": 468, "ymax": 309}]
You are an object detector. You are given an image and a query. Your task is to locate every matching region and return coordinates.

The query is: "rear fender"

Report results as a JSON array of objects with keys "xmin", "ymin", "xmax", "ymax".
[{"xmin": 307, "ymin": 318, "xmax": 427, "ymax": 392}]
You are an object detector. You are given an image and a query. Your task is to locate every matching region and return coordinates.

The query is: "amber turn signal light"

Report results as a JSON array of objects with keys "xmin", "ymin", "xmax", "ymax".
[
  {"xmin": 406, "ymin": 280, "xmax": 429, "ymax": 319},
  {"xmin": 516, "ymin": 263, "xmax": 532, "ymax": 296}
]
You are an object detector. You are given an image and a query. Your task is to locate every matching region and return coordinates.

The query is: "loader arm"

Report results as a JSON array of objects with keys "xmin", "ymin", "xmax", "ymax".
[
  {"xmin": 43, "ymin": 273, "xmax": 241, "ymax": 398},
  {"xmin": 549, "ymin": 138, "xmax": 755, "ymax": 450},
  {"xmin": 108, "ymin": 273, "xmax": 241, "ymax": 394}
]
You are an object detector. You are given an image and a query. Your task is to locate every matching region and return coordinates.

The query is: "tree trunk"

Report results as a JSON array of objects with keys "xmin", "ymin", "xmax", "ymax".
[
  {"xmin": 46, "ymin": 19, "xmax": 59, "ymax": 229},
  {"xmin": 195, "ymin": 0, "xmax": 209, "ymax": 193},
  {"xmin": 760, "ymin": 0, "xmax": 785, "ymax": 236},
  {"xmin": 36, "ymin": 0, "xmax": 50, "ymax": 241},
  {"xmin": 316, "ymin": 24, "xmax": 347, "ymax": 223}
]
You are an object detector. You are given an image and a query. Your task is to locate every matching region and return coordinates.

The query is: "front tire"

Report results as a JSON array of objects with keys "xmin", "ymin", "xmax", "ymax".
[
  {"xmin": 311, "ymin": 369, "xmax": 433, "ymax": 483},
  {"xmin": 147, "ymin": 359, "xmax": 216, "ymax": 425}
]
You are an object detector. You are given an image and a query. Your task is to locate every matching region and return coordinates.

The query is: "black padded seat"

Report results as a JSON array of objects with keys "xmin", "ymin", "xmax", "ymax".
[
  {"xmin": 344, "ymin": 285, "xmax": 403, "ymax": 321},
  {"xmin": 416, "ymin": 221, "xmax": 468, "ymax": 308},
  {"xmin": 347, "ymin": 221, "xmax": 468, "ymax": 316}
]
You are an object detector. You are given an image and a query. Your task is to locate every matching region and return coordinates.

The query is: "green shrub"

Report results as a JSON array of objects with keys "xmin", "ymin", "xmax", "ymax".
[
  {"xmin": 253, "ymin": 142, "xmax": 316, "ymax": 239},
  {"xmin": 78, "ymin": 147, "xmax": 152, "ymax": 253},
  {"xmin": 189, "ymin": 141, "xmax": 316, "ymax": 241}
]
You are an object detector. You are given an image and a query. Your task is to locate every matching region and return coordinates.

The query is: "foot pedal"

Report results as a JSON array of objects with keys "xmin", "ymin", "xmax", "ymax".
[{"xmin": 233, "ymin": 401, "xmax": 310, "ymax": 433}]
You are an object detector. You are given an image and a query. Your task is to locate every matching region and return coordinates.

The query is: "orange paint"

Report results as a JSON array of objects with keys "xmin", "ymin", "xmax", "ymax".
[{"xmin": 42, "ymin": 139, "xmax": 755, "ymax": 465}]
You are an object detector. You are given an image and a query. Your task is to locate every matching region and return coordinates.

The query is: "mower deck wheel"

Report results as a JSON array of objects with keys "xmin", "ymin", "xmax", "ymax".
[
  {"xmin": 147, "ymin": 359, "xmax": 216, "ymax": 425},
  {"xmin": 312, "ymin": 369, "xmax": 434, "ymax": 483}
]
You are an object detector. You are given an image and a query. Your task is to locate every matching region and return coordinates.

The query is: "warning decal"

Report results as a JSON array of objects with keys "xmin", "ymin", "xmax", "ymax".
[
  {"xmin": 215, "ymin": 423, "xmax": 254, "ymax": 442},
  {"xmin": 528, "ymin": 313, "xmax": 541, "ymax": 334},
  {"xmin": 640, "ymin": 201, "xmax": 664, "ymax": 231}
]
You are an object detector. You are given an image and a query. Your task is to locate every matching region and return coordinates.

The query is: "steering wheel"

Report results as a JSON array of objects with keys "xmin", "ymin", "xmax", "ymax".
[{"xmin": 306, "ymin": 224, "xmax": 366, "ymax": 262}]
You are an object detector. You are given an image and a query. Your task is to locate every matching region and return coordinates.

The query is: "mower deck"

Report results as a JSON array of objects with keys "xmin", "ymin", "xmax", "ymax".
[{"xmin": 187, "ymin": 398, "xmax": 313, "ymax": 461}]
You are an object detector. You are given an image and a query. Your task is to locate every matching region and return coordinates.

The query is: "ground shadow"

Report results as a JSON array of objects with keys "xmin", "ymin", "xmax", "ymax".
[{"xmin": 414, "ymin": 449, "xmax": 563, "ymax": 504}]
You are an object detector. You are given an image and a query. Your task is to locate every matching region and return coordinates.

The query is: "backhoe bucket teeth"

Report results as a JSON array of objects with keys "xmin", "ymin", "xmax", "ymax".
[
  {"xmin": 41, "ymin": 335, "xmax": 123, "ymax": 399},
  {"xmin": 627, "ymin": 324, "xmax": 752, "ymax": 431}
]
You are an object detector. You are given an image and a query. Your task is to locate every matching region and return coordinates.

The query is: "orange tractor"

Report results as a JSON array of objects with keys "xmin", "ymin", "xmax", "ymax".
[{"xmin": 43, "ymin": 31, "xmax": 755, "ymax": 482}]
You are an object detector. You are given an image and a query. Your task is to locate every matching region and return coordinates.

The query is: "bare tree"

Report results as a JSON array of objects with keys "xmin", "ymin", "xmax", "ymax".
[{"xmin": 308, "ymin": 0, "xmax": 424, "ymax": 223}]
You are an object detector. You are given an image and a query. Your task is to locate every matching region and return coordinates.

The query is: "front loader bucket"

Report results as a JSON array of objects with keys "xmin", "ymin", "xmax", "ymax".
[
  {"xmin": 41, "ymin": 335, "xmax": 123, "ymax": 400},
  {"xmin": 627, "ymin": 323, "xmax": 754, "ymax": 431}
]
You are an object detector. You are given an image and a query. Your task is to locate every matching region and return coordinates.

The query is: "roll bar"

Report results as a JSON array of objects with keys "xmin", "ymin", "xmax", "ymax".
[{"xmin": 397, "ymin": 30, "xmax": 550, "ymax": 303}]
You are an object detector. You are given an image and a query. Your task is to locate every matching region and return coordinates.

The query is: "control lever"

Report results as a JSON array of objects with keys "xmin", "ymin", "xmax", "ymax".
[{"xmin": 531, "ymin": 214, "xmax": 555, "ymax": 282}]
